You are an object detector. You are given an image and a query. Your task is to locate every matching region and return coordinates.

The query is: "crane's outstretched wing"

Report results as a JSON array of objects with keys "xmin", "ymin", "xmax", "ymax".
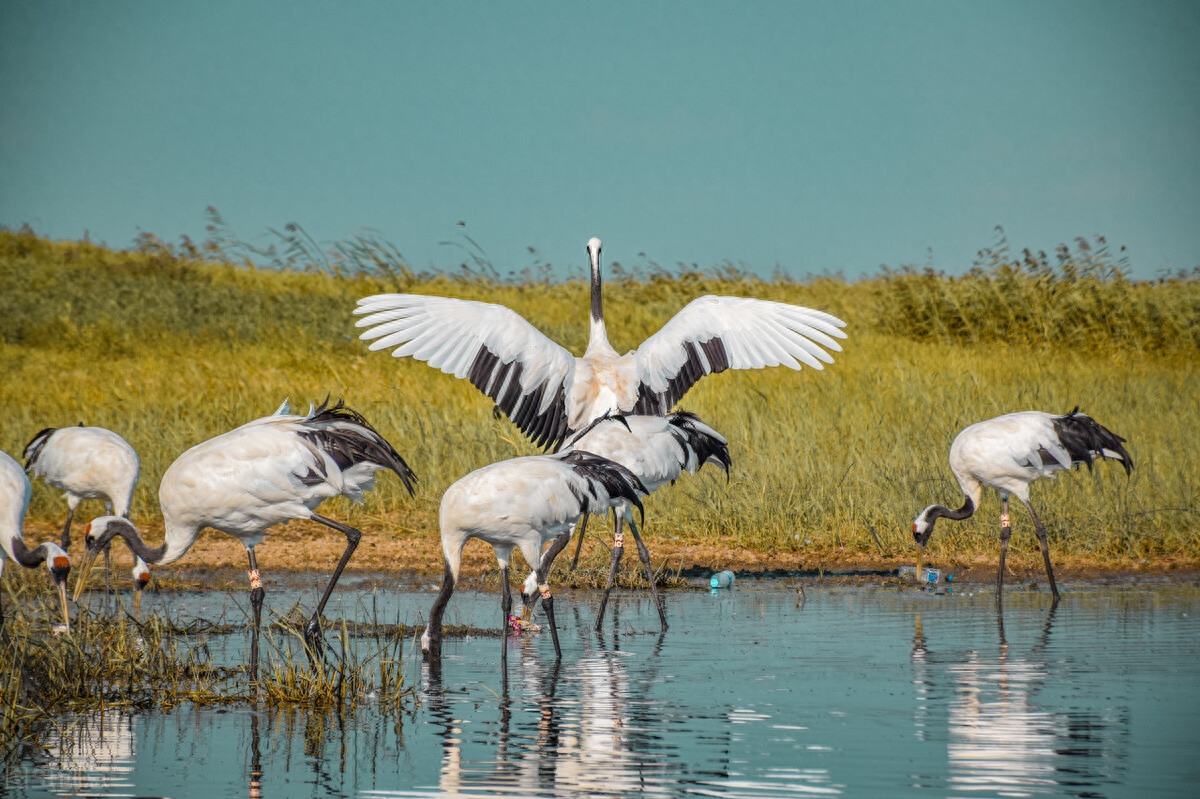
[
  {"xmin": 355, "ymin": 294, "xmax": 576, "ymax": 449},
  {"xmin": 631, "ymin": 296, "xmax": 847, "ymax": 415}
]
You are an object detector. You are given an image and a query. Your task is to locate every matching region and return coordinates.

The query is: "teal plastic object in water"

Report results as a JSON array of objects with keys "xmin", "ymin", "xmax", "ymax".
[{"xmin": 710, "ymin": 570, "xmax": 735, "ymax": 589}]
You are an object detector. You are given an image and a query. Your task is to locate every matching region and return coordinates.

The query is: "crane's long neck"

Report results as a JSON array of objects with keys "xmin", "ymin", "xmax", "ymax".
[
  {"xmin": 9, "ymin": 538, "xmax": 55, "ymax": 569},
  {"xmin": 100, "ymin": 517, "xmax": 180, "ymax": 566},
  {"xmin": 585, "ymin": 239, "xmax": 616, "ymax": 357},
  {"xmin": 932, "ymin": 495, "xmax": 976, "ymax": 523}
]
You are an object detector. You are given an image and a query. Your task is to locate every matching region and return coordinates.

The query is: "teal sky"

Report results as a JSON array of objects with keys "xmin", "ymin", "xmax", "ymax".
[{"xmin": 2, "ymin": 1, "xmax": 1198, "ymax": 279}]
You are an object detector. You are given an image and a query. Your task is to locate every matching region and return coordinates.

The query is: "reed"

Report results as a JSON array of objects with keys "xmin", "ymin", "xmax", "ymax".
[
  {"xmin": 1, "ymin": 226, "xmax": 1197, "ymax": 577},
  {"xmin": 0, "ymin": 567, "xmax": 430, "ymax": 757}
]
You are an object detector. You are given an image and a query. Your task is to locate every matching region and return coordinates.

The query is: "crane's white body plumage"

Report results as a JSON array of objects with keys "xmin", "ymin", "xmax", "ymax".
[
  {"xmin": 356, "ymin": 237, "xmax": 847, "ymax": 449},
  {"xmin": 437, "ymin": 454, "xmax": 626, "ymax": 584},
  {"xmin": 122, "ymin": 406, "xmax": 409, "ymax": 563},
  {"xmin": 24, "ymin": 426, "xmax": 139, "ymax": 516},
  {"xmin": 0, "ymin": 451, "xmax": 34, "ymax": 569},
  {"xmin": 553, "ymin": 412, "xmax": 731, "ymax": 629}
]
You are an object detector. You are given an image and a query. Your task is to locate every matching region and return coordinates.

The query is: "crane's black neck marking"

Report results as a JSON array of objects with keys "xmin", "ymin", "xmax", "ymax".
[
  {"xmin": 425, "ymin": 560, "xmax": 456, "ymax": 660},
  {"xmin": 10, "ymin": 538, "xmax": 56, "ymax": 569},
  {"xmin": 91, "ymin": 518, "xmax": 169, "ymax": 565},
  {"xmin": 589, "ymin": 246, "xmax": 604, "ymax": 326},
  {"xmin": 914, "ymin": 496, "xmax": 976, "ymax": 546}
]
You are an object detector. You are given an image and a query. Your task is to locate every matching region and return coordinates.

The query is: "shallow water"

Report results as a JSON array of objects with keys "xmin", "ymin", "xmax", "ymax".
[{"xmin": 8, "ymin": 579, "xmax": 1200, "ymax": 798}]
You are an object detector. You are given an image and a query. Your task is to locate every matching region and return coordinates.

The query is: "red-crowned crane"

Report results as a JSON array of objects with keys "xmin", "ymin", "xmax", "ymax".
[
  {"xmin": 1, "ymin": 450, "xmax": 72, "ymax": 632},
  {"xmin": 549, "ymin": 411, "xmax": 731, "ymax": 631},
  {"xmin": 421, "ymin": 449, "xmax": 646, "ymax": 663},
  {"xmin": 24, "ymin": 425, "xmax": 151, "ymax": 601},
  {"xmin": 912, "ymin": 408, "xmax": 1132, "ymax": 601},
  {"xmin": 355, "ymin": 237, "xmax": 847, "ymax": 451},
  {"xmin": 75, "ymin": 399, "xmax": 416, "ymax": 677}
]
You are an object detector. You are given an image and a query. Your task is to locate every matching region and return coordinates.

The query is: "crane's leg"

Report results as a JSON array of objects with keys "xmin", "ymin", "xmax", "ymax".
[
  {"xmin": 996, "ymin": 496, "xmax": 1012, "ymax": 603},
  {"xmin": 305, "ymin": 514, "xmax": 363, "ymax": 661},
  {"xmin": 1020, "ymin": 498, "xmax": 1060, "ymax": 600},
  {"xmin": 500, "ymin": 564, "xmax": 511, "ymax": 667},
  {"xmin": 246, "ymin": 549, "xmax": 265, "ymax": 682},
  {"xmin": 533, "ymin": 531, "xmax": 572, "ymax": 661},
  {"xmin": 61, "ymin": 503, "xmax": 77, "ymax": 551},
  {"xmin": 568, "ymin": 513, "xmax": 591, "ymax": 571},
  {"xmin": 626, "ymin": 517, "xmax": 668, "ymax": 632},
  {"xmin": 594, "ymin": 513, "xmax": 625, "ymax": 631}
]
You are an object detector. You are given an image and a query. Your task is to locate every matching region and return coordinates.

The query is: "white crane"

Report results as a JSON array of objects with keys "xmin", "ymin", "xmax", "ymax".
[
  {"xmin": 422, "ymin": 449, "xmax": 647, "ymax": 662},
  {"xmin": 912, "ymin": 408, "xmax": 1132, "ymax": 601},
  {"xmin": 355, "ymin": 237, "xmax": 847, "ymax": 450},
  {"xmin": 23, "ymin": 425, "xmax": 151, "ymax": 599},
  {"xmin": 549, "ymin": 411, "xmax": 731, "ymax": 631},
  {"xmin": 1, "ymin": 450, "xmax": 72, "ymax": 632},
  {"xmin": 74, "ymin": 399, "xmax": 416, "ymax": 676}
]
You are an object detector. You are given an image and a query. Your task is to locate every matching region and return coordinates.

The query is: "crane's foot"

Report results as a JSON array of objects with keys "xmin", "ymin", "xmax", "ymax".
[{"xmin": 303, "ymin": 617, "xmax": 325, "ymax": 663}]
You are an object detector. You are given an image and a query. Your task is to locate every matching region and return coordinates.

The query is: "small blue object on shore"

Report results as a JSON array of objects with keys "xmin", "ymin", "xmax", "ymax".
[{"xmin": 710, "ymin": 570, "xmax": 735, "ymax": 589}]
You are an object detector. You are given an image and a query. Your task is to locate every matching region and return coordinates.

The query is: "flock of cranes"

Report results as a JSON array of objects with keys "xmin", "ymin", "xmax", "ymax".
[{"xmin": 1, "ymin": 237, "xmax": 1134, "ymax": 674}]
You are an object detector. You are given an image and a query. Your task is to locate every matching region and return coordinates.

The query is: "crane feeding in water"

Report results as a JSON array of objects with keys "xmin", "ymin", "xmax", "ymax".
[
  {"xmin": 75, "ymin": 399, "xmax": 416, "ymax": 676},
  {"xmin": 422, "ymin": 448, "xmax": 646, "ymax": 663},
  {"xmin": 912, "ymin": 408, "xmax": 1132, "ymax": 601},
  {"xmin": 24, "ymin": 424, "xmax": 152, "ymax": 599},
  {"xmin": 1, "ymin": 450, "xmax": 72, "ymax": 632}
]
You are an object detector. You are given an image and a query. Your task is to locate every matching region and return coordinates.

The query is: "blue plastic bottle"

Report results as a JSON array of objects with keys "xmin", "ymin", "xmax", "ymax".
[{"xmin": 710, "ymin": 570, "xmax": 735, "ymax": 589}]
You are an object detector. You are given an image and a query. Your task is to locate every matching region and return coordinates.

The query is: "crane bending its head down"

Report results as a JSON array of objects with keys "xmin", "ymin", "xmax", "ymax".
[
  {"xmin": 1, "ymin": 450, "xmax": 72, "ymax": 631},
  {"xmin": 76, "ymin": 398, "xmax": 416, "ymax": 675},
  {"xmin": 422, "ymin": 448, "xmax": 646, "ymax": 663},
  {"xmin": 912, "ymin": 408, "xmax": 1131, "ymax": 600}
]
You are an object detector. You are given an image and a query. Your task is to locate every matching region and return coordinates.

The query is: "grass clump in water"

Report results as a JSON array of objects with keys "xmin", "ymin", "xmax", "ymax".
[{"xmin": 0, "ymin": 570, "xmax": 424, "ymax": 760}]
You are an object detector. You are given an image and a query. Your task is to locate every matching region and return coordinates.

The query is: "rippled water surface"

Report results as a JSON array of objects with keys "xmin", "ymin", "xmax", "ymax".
[{"xmin": 7, "ymin": 579, "xmax": 1200, "ymax": 798}]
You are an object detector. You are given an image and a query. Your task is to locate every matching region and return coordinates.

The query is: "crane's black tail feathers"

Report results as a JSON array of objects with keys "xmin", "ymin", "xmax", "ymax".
[
  {"xmin": 561, "ymin": 449, "xmax": 648, "ymax": 522},
  {"xmin": 22, "ymin": 427, "xmax": 58, "ymax": 470},
  {"xmin": 301, "ymin": 397, "xmax": 418, "ymax": 495},
  {"xmin": 1053, "ymin": 408, "xmax": 1133, "ymax": 475},
  {"xmin": 667, "ymin": 411, "xmax": 732, "ymax": 476}
]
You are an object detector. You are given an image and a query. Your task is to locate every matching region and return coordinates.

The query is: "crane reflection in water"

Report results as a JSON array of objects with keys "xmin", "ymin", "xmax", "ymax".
[{"xmin": 911, "ymin": 599, "xmax": 1128, "ymax": 796}]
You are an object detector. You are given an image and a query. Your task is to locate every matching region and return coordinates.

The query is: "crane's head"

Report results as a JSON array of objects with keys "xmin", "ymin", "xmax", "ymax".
[
  {"xmin": 41, "ymin": 542, "xmax": 72, "ymax": 632},
  {"xmin": 516, "ymin": 571, "xmax": 544, "ymax": 632},
  {"xmin": 912, "ymin": 506, "xmax": 938, "ymax": 547},
  {"xmin": 586, "ymin": 237, "xmax": 602, "ymax": 258},
  {"xmin": 73, "ymin": 515, "xmax": 128, "ymax": 602}
]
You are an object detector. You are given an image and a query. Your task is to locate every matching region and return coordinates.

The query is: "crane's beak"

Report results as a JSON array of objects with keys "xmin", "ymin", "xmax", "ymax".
[
  {"xmin": 72, "ymin": 549, "xmax": 99, "ymax": 603},
  {"xmin": 915, "ymin": 545, "xmax": 924, "ymax": 584},
  {"xmin": 56, "ymin": 580, "xmax": 72, "ymax": 633}
]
